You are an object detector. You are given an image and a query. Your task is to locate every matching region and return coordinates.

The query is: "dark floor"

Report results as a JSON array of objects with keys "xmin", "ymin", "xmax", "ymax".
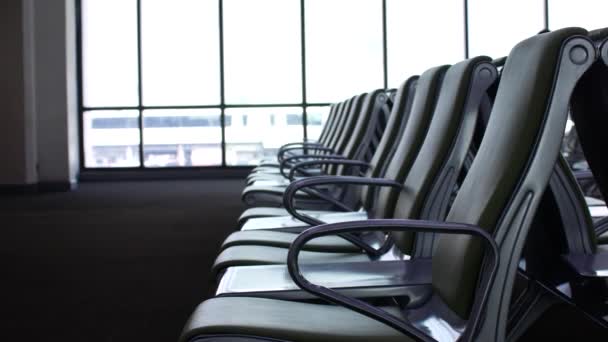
[{"xmin": 0, "ymin": 179, "xmax": 245, "ymax": 341}]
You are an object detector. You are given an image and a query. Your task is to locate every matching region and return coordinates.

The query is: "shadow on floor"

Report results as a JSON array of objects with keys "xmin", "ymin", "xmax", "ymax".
[{"xmin": 0, "ymin": 179, "xmax": 245, "ymax": 341}]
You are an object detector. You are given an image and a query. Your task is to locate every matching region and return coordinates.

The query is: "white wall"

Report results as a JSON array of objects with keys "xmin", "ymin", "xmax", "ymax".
[
  {"xmin": 0, "ymin": 0, "xmax": 79, "ymax": 188},
  {"xmin": 32, "ymin": 0, "xmax": 79, "ymax": 185}
]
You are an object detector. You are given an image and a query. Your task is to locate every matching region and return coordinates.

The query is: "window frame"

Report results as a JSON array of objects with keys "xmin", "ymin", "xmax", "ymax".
[
  {"xmin": 77, "ymin": 0, "xmax": 554, "ymax": 173},
  {"xmin": 77, "ymin": 0, "xmax": 340, "ymax": 170}
]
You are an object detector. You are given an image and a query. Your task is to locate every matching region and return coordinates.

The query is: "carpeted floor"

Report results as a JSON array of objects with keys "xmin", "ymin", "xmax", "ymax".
[{"xmin": 0, "ymin": 179, "xmax": 245, "ymax": 341}]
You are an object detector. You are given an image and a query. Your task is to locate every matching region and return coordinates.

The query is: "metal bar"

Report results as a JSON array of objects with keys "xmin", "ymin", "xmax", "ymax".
[
  {"xmin": 464, "ymin": 0, "xmax": 469, "ymax": 59},
  {"xmin": 300, "ymin": 0, "xmax": 308, "ymax": 141},
  {"xmin": 136, "ymin": 0, "xmax": 144, "ymax": 168},
  {"xmin": 219, "ymin": 0, "xmax": 227, "ymax": 167},
  {"xmin": 382, "ymin": 0, "xmax": 388, "ymax": 89},
  {"xmin": 222, "ymin": 103, "xmax": 305, "ymax": 108},
  {"xmin": 83, "ymin": 106, "xmax": 144, "ymax": 111},
  {"xmin": 82, "ymin": 103, "xmax": 327, "ymax": 111},
  {"xmin": 75, "ymin": 0, "xmax": 86, "ymax": 171}
]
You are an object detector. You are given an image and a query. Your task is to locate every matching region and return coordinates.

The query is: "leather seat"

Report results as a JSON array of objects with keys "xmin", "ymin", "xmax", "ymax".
[
  {"xmin": 222, "ymin": 230, "xmax": 360, "ymax": 253},
  {"xmin": 181, "ymin": 27, "xmax": 594, "ymax": 342},
  {"xmin": 183, "ymin": 297, "xmax": 406, "ymax": 342},
  {"xmin": 238, "ymin": 77, "xmax": 418, "ymax": 226},
  {"xmin": 212, "ymin": 56, "xmax": 495, "ymax": 274}
]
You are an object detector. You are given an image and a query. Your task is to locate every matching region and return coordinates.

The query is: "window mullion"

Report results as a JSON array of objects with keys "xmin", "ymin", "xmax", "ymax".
[{"xmin": 136, "ymin": 0, "xmax": 144, "ymax": 168}]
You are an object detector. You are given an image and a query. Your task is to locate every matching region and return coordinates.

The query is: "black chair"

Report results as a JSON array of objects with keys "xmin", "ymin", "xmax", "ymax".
[{"xmin": 179, "ymin": 27, "xmax": 595, "ymax": 342}]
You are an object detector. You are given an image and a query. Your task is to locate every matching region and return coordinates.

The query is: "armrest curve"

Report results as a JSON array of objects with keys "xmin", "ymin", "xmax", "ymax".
[
  {"xmin": 283, "ymin": 176, "xmax": 403, "ymax": 257},
  {"xmin": 287, "ymin": 219, "xmax": 499, "ymax": 342},
  {"xmin": 279, "ymin": 154, "xmax": 346, "ymax": 179},
  {"xmin": 278, "ymin": 146, "xmax": 335, "ymax": 163},
  {"xmin": 289, "ymin": 160, "xmax": 370, "ymax": 181}
]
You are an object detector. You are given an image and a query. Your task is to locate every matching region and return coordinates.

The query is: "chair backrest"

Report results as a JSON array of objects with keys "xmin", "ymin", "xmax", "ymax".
[
  {"xmin": 360, "ymin": 76, "xmax": 419, "ymax": 209},
  {"xmin": 332, "ymin": 90, "xmax": 396, "ymax": 208},
  {"xmin": 330, "ymin": 89, "xmax": 384, "ymax": 175},
  {"xmin": 561, "ymin": 31, "xmax": 608, "ymax": 255},
  {"xmin": 316, "ymin": 103, "xmax": 338, "ymax": 145},
  {"xmin": 546, "ymin": 155, "xmax": 597, "ymax": 254},
  {"xmin": 370, "ymin": 65, "xmax": 449, "ymax": 218},
  {"xmin": 569, "ymin": 31, "xmax": 608, "ymax": 201},
  {"xmin": 351, "ymin": 90, "xmax": 393, "ymax": 166},
  {"xmin": 374, "ymin": 78, "xmax": 420, "ymax": 180},
  {"xmin": 429, "ymin": 28, "xmax": 593, "ymax": 341},
  {"xmin": 388, "ymin": 56, "xmax": 497, "ymax": 254},
  {"xmin": 323, "ymin": 99, "xmax": 350, "ymax": 154},
  {"xmin": 331, "ymin": 94, "xmax": 366, "ymax": 159}
]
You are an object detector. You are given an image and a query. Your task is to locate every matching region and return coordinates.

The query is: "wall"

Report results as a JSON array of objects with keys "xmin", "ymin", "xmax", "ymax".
[
  {"xmin": 0, "ymin": 0, "xmax": 79, "ymax": 190},
  {"xmin": 33, "ymin": 0, "xmax": 79, "ymax": 187},
  {"xmin": 0, "ymin": 0, "xmax": 38, "ymax": 186}
]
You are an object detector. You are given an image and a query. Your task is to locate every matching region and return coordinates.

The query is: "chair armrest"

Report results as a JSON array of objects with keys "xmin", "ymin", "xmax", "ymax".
[
  {"xmin": 283, "ymin": 176, "xmax": 404, "ymax": 257},
  {"xmin": 279, "ymin": 154, "xmax": 346, "ymax": 179},
  {"xmin": 278, "ymin": 146, "xmax": 335, "ymax": 163},
  {"xmin": 287, "ymin": 219, "xmax": 499, "ymax": 342},
  {"xmin": 283, "ymin": 176, "xmax": 403, "ymax": 225},
  {"xmin": 288, "ymin": 159, "xmax": 370, "ymax": 181},
  {"xmin": 279, "ymin": 141, "xmax": 321, "ymax": 152}
]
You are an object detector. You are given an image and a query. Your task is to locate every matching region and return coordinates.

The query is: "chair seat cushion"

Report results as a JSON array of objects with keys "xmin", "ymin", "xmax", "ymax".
[
  {"xmin": 180, "ymin": 297, "xmax": 407, "ymax": 342},
  {"xmin": 238, "ymin": 208, "xmax": 337, "ymax": 226},
  {"xmin": 212, "ymin": 245, "xmax": 368, "ymax": 275},
  {"xmin": 221, "ymin": 230, "xmax": 360, "ymax": 253},
  {"xmin": 241, "ymin": 185, "xmax": 317, "ymax": 207}
]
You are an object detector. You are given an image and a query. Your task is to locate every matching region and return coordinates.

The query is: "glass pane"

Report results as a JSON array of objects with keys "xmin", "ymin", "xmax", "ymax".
[
  {"xmin": 81, "ymin": 0, "xmax": 138, "ymax": 107},
  {"xmin": 306, "ymin": 106, "xmax": 331, "ymax": 141},
  {"xmin": 141, "ymin": 0, "xmax": 220, "ymax": 106},
  {"xmin": 83, "ymin": 110, "xmax": 141, "ymax": 167},
  {"xmin": 225, "ymin": 107, "xmax": 304, "ymax": 165},
  {"xmin": 387, "ymin": 0, "xmax": 464, "ymax": 88},
  {"xmin": 305, "ymin": 0, "xmax": 384, "ymax": 103},
  {"xmin": 224, "ymin": 0, "xmax": 302, "ymax": 104},
  {"xmin": 143, "ymin": 109, "xmax": 222, "ymax": 167},
  {"xmin": 468, "ymin": 0, "xmax": 544, "ymax": 58},
  {"xmin": 549, "ymin": 0, "xmax": 608, "ymax": 30}
]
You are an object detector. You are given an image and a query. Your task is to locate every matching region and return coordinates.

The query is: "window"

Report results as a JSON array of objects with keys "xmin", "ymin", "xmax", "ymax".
[
  {"xmin": 305, "ymin": 0, "xmax": 384, "ymax": 103},
  {"xmin": 140, "ymin": 0, "xmax": 220, "ymax": 106},
  {"xmin": 143, "ymin": 109, "xmax": 222, "ymax": 167},
  {"xmin": 92, "ymin": 118, "xmax": 139, "ymax": 130},
  {"xmin": 81, "ymin": 1, "xmax": 562, "ymax": 170},
  {"xmin": 548, "ymin": 0, "xmax": 608, "ymax": 30},
  {"xmin": 468, "ymin": 0, "xmax": 545, "ymax": 58},
  {"xmin": 83, "ymin": 110, "xmax": 141, "ymax": 168},
  {"xmin": 81, "ymin": 0, "xmax": 138, "ymax": 107},
  {"xmin": 286, "ymin": 114, "xmax": 303, "ymax": 126},
  {"xmin": 225, "ymin": 108, "xmax": 303, "ymax": 166},
  {"xmin": 306, "ymin": 106, "xmax": 331, "ymax": 141},
  {"xmin": 386, "ymin": 0, "xmax": 464, "ymax": 88},
  {"xmin": 223, "ymin": 0, "xmax": 302, "ymax": 104}
]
